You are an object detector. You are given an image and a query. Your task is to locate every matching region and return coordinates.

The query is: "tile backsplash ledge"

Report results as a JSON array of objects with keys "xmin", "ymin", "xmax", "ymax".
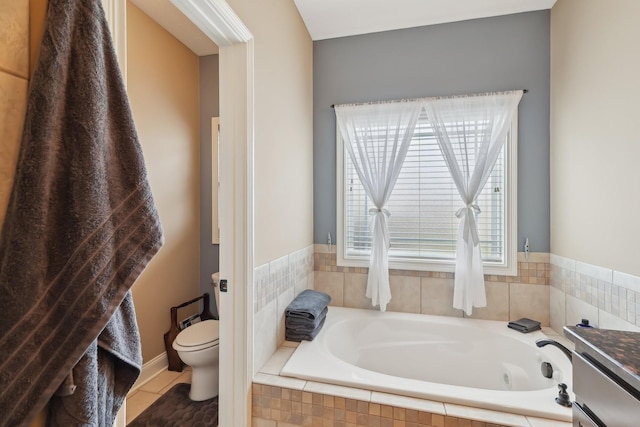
[
  {"xmin": 550, "ymin": 254, "xmax": 640, "ymax": 333},
  {"xmin": 253, "ymin": 245, "xmax": 314, "ymax": 375},
  {"xmin": 253, "ymin": 246, "xmax": 640, "ymax": 376},
  {"xmin": 313, "ymin": 245, "xmax": 551, "ymax": 324}
]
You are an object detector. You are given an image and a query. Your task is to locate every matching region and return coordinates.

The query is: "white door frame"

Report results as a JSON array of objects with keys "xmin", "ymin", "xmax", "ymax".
[{"xmin": 105, "ymin": 1, "xmax": 254, "ymax": 426}]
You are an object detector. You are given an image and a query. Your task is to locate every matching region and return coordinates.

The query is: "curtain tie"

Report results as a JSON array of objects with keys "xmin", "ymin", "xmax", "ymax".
[
  {"xmin": 455, "ymin": 204, "xmax": 481, "ymax": 246},
  {"xmin": 368, "ymin": 207, "xmax": 391, "ymax": 217},
  {"xmin": 369, "ymin": 207, "xmax": 391, "ymax": 249}
]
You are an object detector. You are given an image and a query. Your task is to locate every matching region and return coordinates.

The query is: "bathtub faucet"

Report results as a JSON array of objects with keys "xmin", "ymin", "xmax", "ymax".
[{"xmin": 535, "ymin": 339, "xmax": 572, "ymax": 362}]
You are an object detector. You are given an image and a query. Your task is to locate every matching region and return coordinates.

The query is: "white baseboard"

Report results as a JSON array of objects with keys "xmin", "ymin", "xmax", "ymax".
[{"xmin": 130, "ymin": 351, "xmax": 169, "ymax": 392}]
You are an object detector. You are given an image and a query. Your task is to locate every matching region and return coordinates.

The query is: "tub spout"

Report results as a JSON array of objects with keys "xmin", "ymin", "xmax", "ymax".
[{"xmin": 535, "ymin": 339, "xmax": 572, "ymax": 362}]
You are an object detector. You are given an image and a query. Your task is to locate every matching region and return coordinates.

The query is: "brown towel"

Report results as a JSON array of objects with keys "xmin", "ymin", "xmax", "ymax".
[{"xmin": 0, "ymin": 0, "xmax": 163, "ymax": 426}]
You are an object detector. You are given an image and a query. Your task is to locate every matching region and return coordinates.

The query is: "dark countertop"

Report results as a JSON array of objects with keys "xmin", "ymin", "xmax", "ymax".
[{"xmin": 564, "ymin": 326, "xmax": 640, "ymax": 392}]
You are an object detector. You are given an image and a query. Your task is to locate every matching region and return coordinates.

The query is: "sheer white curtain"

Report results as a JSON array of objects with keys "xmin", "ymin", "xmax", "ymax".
[
  {"xmin": 335, "ymin": 101, "xmax": 422, "ymax": 311},
  {"xmin": 422, "ymin": 91, "xmax": 523, "ymax": 315}
]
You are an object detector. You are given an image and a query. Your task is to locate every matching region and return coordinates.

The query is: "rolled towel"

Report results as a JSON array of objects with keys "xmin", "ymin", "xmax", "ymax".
[
  {"xmin": 286, "ymin": 289, "xmax": 331, "ymax": 320},
  {"xmin": 286, "ymin": 307, "xmax": 328, "ymax": 332},
  {"xmin": 285, "ymin": 316, "xmax": 327, "ymax": 342}
]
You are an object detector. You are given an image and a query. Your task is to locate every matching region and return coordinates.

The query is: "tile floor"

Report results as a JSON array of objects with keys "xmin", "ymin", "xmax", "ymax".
[{"xmin": 125, "ymin": 367, "xmax": 192, "ymax": 425}]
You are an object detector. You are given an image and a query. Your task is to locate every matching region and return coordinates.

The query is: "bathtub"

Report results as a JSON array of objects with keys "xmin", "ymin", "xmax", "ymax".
[{"xmin": 280, "ymin": 306, "xmax": 573, "ymax": 422}]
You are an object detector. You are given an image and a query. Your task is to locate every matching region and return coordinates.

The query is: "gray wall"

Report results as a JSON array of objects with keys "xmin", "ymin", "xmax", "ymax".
[
  {"xmin": 199, "ymin": 54, "xmax": 220, "ymax": 316},
  {"xmin": 313, "ymin": 11, "xmax": 550, "ymax": 252}
]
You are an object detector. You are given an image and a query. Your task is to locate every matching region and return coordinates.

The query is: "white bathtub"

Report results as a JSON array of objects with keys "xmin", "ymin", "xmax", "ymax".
[{"xmin": 280, "ymin": 306, "xmax": 573, "ymax": 422}]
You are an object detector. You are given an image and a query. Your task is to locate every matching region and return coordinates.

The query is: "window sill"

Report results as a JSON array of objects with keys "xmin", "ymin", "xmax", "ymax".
[{"xmin": 337, "ymin": 255, "xmax": 518, "ymax": 277}]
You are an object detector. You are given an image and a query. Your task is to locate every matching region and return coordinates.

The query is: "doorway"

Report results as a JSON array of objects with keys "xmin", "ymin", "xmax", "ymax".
[{"xmin": 103, "ymin": 0, "xmax": 254, "ymax": 425}]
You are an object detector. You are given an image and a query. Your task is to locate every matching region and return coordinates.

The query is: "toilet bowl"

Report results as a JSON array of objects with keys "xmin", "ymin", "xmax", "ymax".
[{"xmin": 172, "ymin": 319, "xmax": 220, "ymax": 401}]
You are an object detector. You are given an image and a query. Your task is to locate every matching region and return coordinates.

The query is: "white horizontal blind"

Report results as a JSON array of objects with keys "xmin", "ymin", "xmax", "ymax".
[{"xmin": 344, "ymin": 112, "xmax": 507, "ymax": 264}]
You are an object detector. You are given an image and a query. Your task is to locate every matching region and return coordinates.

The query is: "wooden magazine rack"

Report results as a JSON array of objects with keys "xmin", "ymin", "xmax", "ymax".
[{"xmin": 163, "ymin": 293, "xmax": 215, "ymax": 372}]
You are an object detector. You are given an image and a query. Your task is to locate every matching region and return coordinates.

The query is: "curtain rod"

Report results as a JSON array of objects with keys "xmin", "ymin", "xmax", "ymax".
[{"xmin": 331, "ymin": 89, "xmax": 528, "ymax": 108}]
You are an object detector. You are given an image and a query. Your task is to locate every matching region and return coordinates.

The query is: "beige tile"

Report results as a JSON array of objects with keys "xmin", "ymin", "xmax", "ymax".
[
  {"xmin": 251, "ymin": 418, "xmax": 277, "ymax": 427},
  {"xmin": 369, "ymin": 392, "xmax": 445, "ymax": 415},
  {"xmin": 0, "ymin": 0, "xmax": 29, "ymax": 77},
  {"xmin": 260, "ymin": 346, "xmax": 296, "ymax": 375},
  {"xmin": 139, "ymin": 369, "xmax": 185, "ymax": 393},
  {"xmin": 277, "ymin": 287, "xmax": 295, "ymax": 344},
  {"xmin": 445, "ymin": 403, "xmax": 530, "ymax": 426},
  {"xmin": 613, "ymin": 270, "xmax": 640, "ymax": 293},
  {"xmin": 343, "ymin": 273, "xmax": 372, "ymax": 309},
  {"xmin": 386, "ymin": 275, "xmax": 421, "ymax": 313},
  {"xmin": 598, "ymin": 309, "xmax": 640, "ymax": 332},
  {"xmin": 0, "ymin": 72, "xmax": 28, "ymax": 227},
  {"xmin": 314, "ymin": 243, "xmax": 337, "ymax": 254},
  {"xmin": 159, "ymin": 369, "xmax": 192, "ymax": 394},
  {"xmin": 253, "ymin": 372, "xmax": 307, "ymax": 390},
  {"xmin": 254, "ymin": 299, "xmax": 278, "ymax": 376},
  {"xmin": 420, "ymin": 277, "xmax": 463, "ymax": 317},
  {"xmin": 303, "ymin": 381, "xmax": 371, "ymax": 402},
  {"xmin": 314, "ymin": 271, "xmax": 344, "ymax": 306},
  {"xmin": 518, "ymin": 252, "xmax": 549, "ymax": 263},
  {"xmin": 526, "ymin": 416, "xmax": 572, "ymax": 427},
  {"xmin": 467, "ymin": 281, "xmax": 509, "ymax": 321},
  {"xmin": 125, "ymin": 390, "xmax": 162, "ymax": 424},
  {"xmin": 510, "ymin": 283, "xmax": 550, "ymax": 325},
  {"xmin": 549, "ymin": 286, "xmax": 566, "ymax": 334}
]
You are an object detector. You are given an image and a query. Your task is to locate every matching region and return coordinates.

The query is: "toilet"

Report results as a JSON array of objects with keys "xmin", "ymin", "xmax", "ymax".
[{"xmin": 172, "ymin": 273, "xmax": 221, "ymax": 401}]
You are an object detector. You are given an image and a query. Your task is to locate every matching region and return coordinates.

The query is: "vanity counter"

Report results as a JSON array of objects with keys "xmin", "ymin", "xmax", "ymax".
[{"xmin": 564, "ymin": 325, "xmax": 640, "ymax": 393}]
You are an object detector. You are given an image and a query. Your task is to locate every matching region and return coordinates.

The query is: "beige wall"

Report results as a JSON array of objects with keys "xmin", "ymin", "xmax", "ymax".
[
  {"xmin": 226, "ymin": 0, "xmax": 314, "ymax": 266},
  {"xmin": 127, "ymin": 2, "xmax": 202, "ymax": 361},
  {"xmin": 1, "ymin": 1, "xmax": 48, "ymax": 425},
  {"xmin": 550, "ymin": 0, "xmax": 640, "ymax": 276}
]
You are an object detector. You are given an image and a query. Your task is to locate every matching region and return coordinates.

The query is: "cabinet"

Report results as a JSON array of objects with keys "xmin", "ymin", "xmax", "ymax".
[
  {"xmin": 573, "ymin": 352, "xmax": 640, "ymax": 426},
  {"xmin": 564, "ymin": 326, "xmax": 640, "ymax": 427}
]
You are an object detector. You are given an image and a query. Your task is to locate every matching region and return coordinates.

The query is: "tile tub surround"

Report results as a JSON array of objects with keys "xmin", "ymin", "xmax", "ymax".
[
  {"xmin": 252, "ymin": 342, "xmax": 572, "ymax": 427},
  {"xmin": 253, "ymin": 245, "xmax": 315, "ymax": 375},
  {"xmin": 550, "ymin": 254, "xmax": 640, "ymax": 334},
  {"xmin": 314, "ymin": 245, "xmax": 551, "ymax": 325}
]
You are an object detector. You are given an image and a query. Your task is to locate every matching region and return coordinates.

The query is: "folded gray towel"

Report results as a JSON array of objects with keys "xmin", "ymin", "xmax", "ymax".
[
  {"xmin": 285, "ymin": 290, "xmax": 331, "ymax": 320},
  {"xmin": 507, "ymin": 318, "xmax": 541, "ymax": 333},
  {"xmin": 286, "ymin": 307, "xmax": 328, "ymax": 331},
  {"xmin": 285, "ymin": 316, "xmax": 327, "ymax": 342}
]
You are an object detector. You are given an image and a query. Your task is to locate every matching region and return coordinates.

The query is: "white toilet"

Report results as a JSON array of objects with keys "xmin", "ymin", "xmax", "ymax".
[{"xmin": 172, "ymin": 273, "xmax": 220, "ymax": 401}]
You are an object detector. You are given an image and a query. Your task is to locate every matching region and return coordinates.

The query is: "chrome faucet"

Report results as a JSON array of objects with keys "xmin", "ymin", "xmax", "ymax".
[{"xmin": 536, "ymin": 339, "xmax": 573, "ymax": 362}]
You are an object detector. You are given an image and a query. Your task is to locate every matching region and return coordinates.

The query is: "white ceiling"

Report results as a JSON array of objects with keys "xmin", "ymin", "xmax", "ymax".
[
  {"xmin": 294, "ymin": 0, "xmax": 557, "ymax": 41},
  {"xmin": 129, "ymin": 0, "xmax": 556, "ymax": 56}
]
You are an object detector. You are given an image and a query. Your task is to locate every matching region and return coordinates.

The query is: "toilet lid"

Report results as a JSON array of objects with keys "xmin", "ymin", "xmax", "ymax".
[{"xmin": 175, "ymin": 319, "xmax": 219, "ymax": 347}]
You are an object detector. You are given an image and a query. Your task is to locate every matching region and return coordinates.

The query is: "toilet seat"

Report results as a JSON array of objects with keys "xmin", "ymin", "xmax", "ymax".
[{"xmin": 173, "ymin": 319, "xmax": 219, "ymax": 352}]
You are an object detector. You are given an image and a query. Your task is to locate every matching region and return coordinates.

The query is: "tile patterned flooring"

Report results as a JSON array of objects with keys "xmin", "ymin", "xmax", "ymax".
[{"xmin": 125, "ymin": 368, "xmax": 192, "ymax": 425}]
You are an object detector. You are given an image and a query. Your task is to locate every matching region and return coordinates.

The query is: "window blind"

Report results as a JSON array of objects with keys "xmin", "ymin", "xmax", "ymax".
[{"xmin": 344, "ymin": 113, "xmax": 506, "ymax": 264}]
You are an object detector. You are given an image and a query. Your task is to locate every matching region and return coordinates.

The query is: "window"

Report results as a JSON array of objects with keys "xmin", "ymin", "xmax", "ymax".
[{"xmin": 336, "ymin": 110, "xmax": 518, "ymax": 275}]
